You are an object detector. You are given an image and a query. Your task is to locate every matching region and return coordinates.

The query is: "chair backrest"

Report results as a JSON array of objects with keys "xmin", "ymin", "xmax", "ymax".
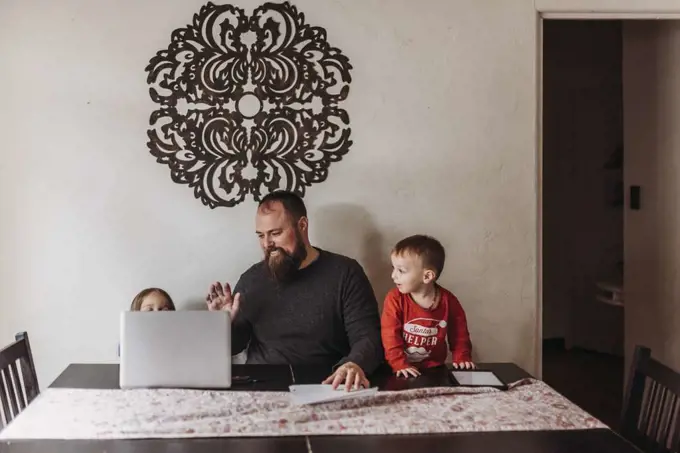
[
  {"xmin": 0, "ymin": 332, "xmax": 40, "ymax": 429},
  {"xmin": 621, "ymin": 345, "xmax": 680, "ymax": 453}
]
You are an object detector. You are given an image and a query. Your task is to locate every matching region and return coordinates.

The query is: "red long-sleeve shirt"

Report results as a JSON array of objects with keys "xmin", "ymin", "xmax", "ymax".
[{"xmin": 381, "ymin": 286, "xmax": 472, "ymax": 371}]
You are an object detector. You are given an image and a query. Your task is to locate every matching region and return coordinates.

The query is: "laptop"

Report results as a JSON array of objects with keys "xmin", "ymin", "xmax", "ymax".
[{"xmin": 119, "ymin": 310, "xmax": 231, "ymax": 389}]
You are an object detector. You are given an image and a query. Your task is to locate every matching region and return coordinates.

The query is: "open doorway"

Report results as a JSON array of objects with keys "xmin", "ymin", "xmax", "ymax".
[
  {"xmin": 541, "ymin": 20, "xmax": 624, "ymax": 429},
  {"xmin": 542, "ymin": 16, "xmax": 680, "ymax": 430},
  {"xmin": 540, "ymin": 8, "xmax": 680, "ymax": 432}
]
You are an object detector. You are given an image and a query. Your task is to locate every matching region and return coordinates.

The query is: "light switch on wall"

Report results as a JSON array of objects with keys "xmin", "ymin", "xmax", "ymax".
[{"xmin": 630, "ymin": 186, "xmax": 641, "ymax": 210}]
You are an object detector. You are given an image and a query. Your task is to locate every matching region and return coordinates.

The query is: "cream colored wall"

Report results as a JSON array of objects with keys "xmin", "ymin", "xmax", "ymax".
[
  {"xmin": 2, "ymin": 0, "xmax": 680, "ymax": 387},
  {"xmin": 0, "ymin": 0, "xmax": 539, "ymax": 386},
  {"xmin": 623, "ymin": 21, "xmax": 680, "ymax": 373}
]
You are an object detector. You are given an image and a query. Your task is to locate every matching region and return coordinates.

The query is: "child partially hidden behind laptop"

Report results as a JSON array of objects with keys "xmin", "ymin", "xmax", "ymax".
[
  {"xmin": 381, "ymin": 235, "xmax": 475, "ymax": 378},
  {"xmin": 118, "ymin": 288, "xmax": 175, "ymax": 356},
  {"xmin": 130, "ymin": 288, "xmax": 176, "ymax": 312}
]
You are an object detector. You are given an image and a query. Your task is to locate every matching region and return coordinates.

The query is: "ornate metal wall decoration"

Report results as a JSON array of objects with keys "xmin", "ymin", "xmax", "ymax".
[{"xmin": 146, "ymin": 2, "xmax": 353, "ymax": 208}]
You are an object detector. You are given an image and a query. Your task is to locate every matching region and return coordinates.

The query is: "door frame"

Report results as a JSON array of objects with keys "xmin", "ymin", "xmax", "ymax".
[{"xmin": 533, "ymin": 4, "xmax": 680, "ymax": 377}]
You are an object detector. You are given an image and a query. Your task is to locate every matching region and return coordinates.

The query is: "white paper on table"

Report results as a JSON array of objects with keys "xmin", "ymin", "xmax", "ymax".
[{"xmin": 289, "ymin": 384, "xmax": 378, "ymax": 405}]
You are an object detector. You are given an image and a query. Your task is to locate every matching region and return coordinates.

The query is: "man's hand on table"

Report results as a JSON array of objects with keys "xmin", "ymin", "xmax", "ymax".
[{"xmin": 323, "ymin": 362, "xmax": 369, "ymax": 391}]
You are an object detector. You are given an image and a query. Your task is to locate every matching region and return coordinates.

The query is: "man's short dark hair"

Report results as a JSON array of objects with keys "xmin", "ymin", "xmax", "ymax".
[
  {"xmin": 258, "ymin": 190, "xmax": 307, "ymax": 222},
  {"xmin": 393, "ymin": 235, "xmax": 446, "ymax": 280}
]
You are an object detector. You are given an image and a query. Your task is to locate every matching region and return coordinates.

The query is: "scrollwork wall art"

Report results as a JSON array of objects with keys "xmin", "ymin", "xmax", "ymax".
[{"xmin": 146, "ymin": 2, "xmax": 353, "ymax": 208}]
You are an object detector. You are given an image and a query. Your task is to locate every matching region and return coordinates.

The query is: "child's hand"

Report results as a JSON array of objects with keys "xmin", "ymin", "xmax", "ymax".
[
  {"xmin": 396, "ymin": 367, "xmax": 421, "ymax": 378},
  {"xmin": 452, "ymin": 361, "xmax": 476, "ymax": 370}
]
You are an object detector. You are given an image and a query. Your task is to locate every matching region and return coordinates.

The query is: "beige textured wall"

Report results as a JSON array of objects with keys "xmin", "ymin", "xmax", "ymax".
[
  {"xmin": 0, "ymin": 0, "xmax": 539, "ymax": 385},
  {"xmin": 623, "ymin": 21, "xmax": 680, "ymax": 372},
  {"xmin": 542, "ymin": 20, "xmax": 624, "ymax": 354},
  {"xmin": 2, "ymin": 0, "xmax": 680, "ymax": 387}
]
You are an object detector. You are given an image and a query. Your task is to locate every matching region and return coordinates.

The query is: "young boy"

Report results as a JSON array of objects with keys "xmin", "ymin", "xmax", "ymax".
[{"xmin": 381, "ymin": 234, "xmax": 474, "ymax": 377}]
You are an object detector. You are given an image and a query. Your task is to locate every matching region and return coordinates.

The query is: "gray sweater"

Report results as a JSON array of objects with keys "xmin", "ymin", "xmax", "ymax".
[{"xmin": 232, "ymin": 249, "xmax": 384, "ymax": 374}]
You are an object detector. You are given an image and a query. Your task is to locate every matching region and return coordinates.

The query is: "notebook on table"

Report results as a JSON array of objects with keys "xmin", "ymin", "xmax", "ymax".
[{"xmin": 289, "ymin": 384, "xmax": 379, "ymax": 405}]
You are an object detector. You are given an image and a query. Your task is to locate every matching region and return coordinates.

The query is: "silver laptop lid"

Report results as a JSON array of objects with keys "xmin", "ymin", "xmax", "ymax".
[{"xmin": 120, "ymin": 311, "xmax": 231, "ymax": 389}]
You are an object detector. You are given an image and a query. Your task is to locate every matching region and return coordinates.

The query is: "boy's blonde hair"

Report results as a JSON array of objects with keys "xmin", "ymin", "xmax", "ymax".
[
  {"xmin": 130, "ymin": 288, "xmax": 176, "ymax": 311},
  {"xmin": 392, "ymin": 235, "xmax": 446, "ymax": 280}
]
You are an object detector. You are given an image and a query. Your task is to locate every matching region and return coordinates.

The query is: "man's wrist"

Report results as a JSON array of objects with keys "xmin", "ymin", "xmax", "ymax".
[{"xmin": 335, "ymin": 358, "xmax": 366, "ymax": 374}]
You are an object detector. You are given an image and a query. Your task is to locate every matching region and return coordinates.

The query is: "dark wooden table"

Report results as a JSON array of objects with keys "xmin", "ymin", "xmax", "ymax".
[{"xmin": 0, "ymin": 363, "xmax": 641, "ymax": 453}]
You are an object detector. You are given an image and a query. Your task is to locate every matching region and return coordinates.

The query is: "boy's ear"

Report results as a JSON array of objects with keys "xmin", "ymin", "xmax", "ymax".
[{"xmin": 423, "ymin": 269, "xmax": 436, "ymax": 284}]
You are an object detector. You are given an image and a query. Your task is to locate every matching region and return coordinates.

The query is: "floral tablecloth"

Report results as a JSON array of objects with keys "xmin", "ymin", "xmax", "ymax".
[{"xmin": 0, "ymin": 379, "xmax": 605, "ymax": 439}]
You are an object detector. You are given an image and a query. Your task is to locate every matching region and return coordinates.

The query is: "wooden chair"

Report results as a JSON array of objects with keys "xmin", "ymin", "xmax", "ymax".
[
  {"xmin": 0, "ymin": 332, "xmax": 39, "ymax": 428},
  {"xmin": 621, "ymin": 345, "xmax": 680, "ymax": 452}
]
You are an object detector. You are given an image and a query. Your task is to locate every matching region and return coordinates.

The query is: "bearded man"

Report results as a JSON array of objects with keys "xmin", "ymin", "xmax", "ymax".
[{"xmin": 206, "ymin": 191, "xmax": 383, "ymax": 390}]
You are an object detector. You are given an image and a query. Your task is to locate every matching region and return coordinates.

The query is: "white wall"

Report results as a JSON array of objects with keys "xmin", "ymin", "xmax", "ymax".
[
  {"xmin": 542, "ymin": 20, "xmax": 624, "ymax": 355},
  {"xmin": 0, "ymin": 0, "xmax": 539, "ymax": 386},
  {"xmin": 2, "ymin": 0, "xmax": 678, "ymax": 387},
  {"xmin": 623, "ymin": 21, "xmax": 680, "ymax": 373}
]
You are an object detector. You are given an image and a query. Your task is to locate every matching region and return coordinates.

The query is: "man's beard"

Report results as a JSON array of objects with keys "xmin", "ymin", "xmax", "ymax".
[{"xmin": 265, "ymin": 233, "xmax": 308, "ymax": 283}]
